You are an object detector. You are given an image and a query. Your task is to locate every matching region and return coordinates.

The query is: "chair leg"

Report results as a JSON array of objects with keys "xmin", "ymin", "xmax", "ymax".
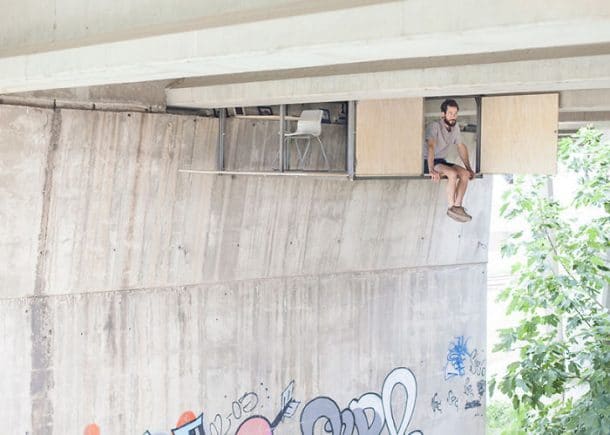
[
  {"xmin": 285, "ymin": 137, "xmax": 291, "ymax": 170},
  {"xmin": 294, "ymin": 138, "xmax": 304, "ymax": 169},
  {"xmin": 317, "ymin": 137, "xmax": 330, "ymax": 171},
  {"xmin": 299, "ymin": 138, "xmax": 311, "ymax": 169}
]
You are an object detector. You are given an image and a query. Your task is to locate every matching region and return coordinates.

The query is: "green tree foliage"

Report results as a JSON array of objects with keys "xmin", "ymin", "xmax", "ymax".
[{"xmin": 490, "ymin": 127, "xmax": 610, "ymax": 434}]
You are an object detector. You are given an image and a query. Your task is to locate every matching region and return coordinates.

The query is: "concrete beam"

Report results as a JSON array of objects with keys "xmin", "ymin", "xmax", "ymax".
[
  {"xmin": 1, "ymin": 81, "xmax": 170, "ymax": 112},
  {"xmin": 559, "ymin": 89, "xmax": 610, "ymax": 112},
  {"xmin": 166, "ymin": 55, "xmax": 610, "ymax": 107},
  {"xmin": 1, "ymin": 0, "xmax": 609, "ymax": 93},
  {"xmin": 1, "ymin": 0, "xmax": 389, "ymax": 56},
  {"xmin": 425, "ymin": 90, "xmax": 610, "ymax": 118}
]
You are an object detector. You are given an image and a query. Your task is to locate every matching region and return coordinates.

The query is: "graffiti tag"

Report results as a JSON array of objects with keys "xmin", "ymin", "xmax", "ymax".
[{"xmin": 299, "ymin": 367, "xmax": 423, "ymax": 435}]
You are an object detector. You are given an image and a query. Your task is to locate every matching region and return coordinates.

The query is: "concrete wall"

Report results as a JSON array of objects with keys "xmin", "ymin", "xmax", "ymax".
[{"xmin": 0, "ymin": 104, "xmax": 491, "ymax": 434}]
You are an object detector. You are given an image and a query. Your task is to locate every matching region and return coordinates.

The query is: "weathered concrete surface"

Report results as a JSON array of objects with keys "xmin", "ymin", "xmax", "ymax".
[
  {"xmin": 1, "ymin": 265, "xmax": 487, "ymax": 434},
  {"xmin": 0, "ymin": 298, "xmax": 32, "ymax": 431},
  {"xmin": 1, "ymin": 0, "xmax": 384, "ymax": 56},
  {"xmin": 2, "ymin": 1, "xmax": 609, "ymax": 93},
  {"xmin": 0, "ymin": 106, "xmax": 52, "ymax": 296},
  {"xmin": 1, "ymin": 106, "xmax": 489, "ymax": 298},
  {"xmin": 0, "ymin": 104, "xmax": 491, "ymax": 434}
]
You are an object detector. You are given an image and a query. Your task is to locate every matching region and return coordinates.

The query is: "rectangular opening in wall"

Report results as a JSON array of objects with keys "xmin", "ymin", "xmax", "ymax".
[
  {"xmin": 220, "ymin": 103, "xmax": 347, "ymax": 173},
  {"xmin": 283, "ymin": 102, "xmax": 348, "ymax": 172},
  {"xmin": 423, "ymin": 96, "xmax": 479, "ymax": 175},
  {"xmin": 222, "ymin": 104, "xmax": 282, "ymax": 172}
]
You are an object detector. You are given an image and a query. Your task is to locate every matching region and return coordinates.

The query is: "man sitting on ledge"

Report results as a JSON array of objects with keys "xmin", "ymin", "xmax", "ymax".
[{"xmin": 424, "ymin": 98, "xmax": 475, "ymax": 222}]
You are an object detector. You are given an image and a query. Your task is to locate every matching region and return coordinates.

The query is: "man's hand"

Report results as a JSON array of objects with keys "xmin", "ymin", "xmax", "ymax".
[
  {"xmin": 430, "ymin": 169, "xmax": 441, "ymax": 181},
  {"xmin": 466, "ymin": 168, "xmax": 475, "ymax": 180}
]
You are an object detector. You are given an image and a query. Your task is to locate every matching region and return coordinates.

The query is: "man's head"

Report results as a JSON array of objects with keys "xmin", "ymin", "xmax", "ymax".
[{"xmin": 440, "ymin": 99, "xmax": 459, "ymax": 128}]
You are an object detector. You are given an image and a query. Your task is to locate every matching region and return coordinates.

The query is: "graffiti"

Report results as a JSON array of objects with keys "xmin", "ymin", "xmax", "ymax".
[
  {"xmin": 433, "ymin": 335, "xmax": 486, "ymax": 418},
  {"xmin": 176, "ymin": 412, "xmax": 199, "ymax": 428},
  {"xmin": 209, "ymin": 392, "xmax": 260, "ymax": 435},
  {"xmin": 350, "ymin": 393, "xmax": 385, "ymax": 434},
  {"xmin": 444, "ymin": 336, "xmax": 471, "ymax": 380},
  {"xmin": 468, "ymin": 349, "xmax": 487, "ymax": 378},
  {"xmin": 299, "ymin": 367, "xmax": 423, "ymax": 435},
  {"xmin": 172, "ymin": 413, "xmax": 206, "ymax": 435},
  {"xmin": 141, "ymin": 413, "xmax": 205, "ymax": 435},
  {"xmin": 477, "ymin": 380, "xmax": 486, "ymax": 399},
  {"xmin": 446, "ymin": 390, "xmax": 459, "ymax": 411},
  {"xmin": 88, "ymin": 367, "xmax": 425, "ymax": 434},
  {"xmin": 463, "ymin": 378, "xmax": 474, "ymax": 398},
  {"xmin": 464, "ymin": 400, "xmax": 481, "ymax": 410},
  {"xmin": 431, "ymin": 393, "xmax": 442, "ymax": 414},
  {"xmin": 84, "ymin": 424, "xmax": 100, "ymax": 435},
  {"xmin": 235, "ymin": 381, "xmax": 300, "ymax": 435}
]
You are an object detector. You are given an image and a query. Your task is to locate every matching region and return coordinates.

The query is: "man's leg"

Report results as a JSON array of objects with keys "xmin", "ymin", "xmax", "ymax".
[
  {"xmin": 434, "ymin": 164, "xmax": 459, "ymax": 207},
  {"xmin": 435, "ymin": 164, "xmax": 471, "ymax": 222},
  {"xmin": 454, "ymin": 165, "xmax": 470, "ymax": 206}
]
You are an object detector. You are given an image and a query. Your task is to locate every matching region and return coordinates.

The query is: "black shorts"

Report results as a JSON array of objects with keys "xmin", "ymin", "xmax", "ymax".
[{"xmin": 423, "ymin": 158, "xmax": 454, "ymax": 174}]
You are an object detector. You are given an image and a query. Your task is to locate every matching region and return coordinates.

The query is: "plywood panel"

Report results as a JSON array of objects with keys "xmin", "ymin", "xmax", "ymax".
[
  {"xmin": 356, "ymin": 98, "xmax": 423, "ymax": 176},
  {"xmin": 481, "ymin": 94, "xmax": 558, "ymax": 174}
]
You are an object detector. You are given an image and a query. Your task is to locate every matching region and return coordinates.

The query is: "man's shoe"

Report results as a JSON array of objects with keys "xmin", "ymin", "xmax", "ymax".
[
  {"xmin": 458, "ymin": 206, "xmax": 472, "ymax": 221},
  {"xmin": 454, "ymin": 206, "xmax": 472, "ymax": 222},
  {"xmin": 447, "ymin": 206, "xmax": 470, "ymax": 223}
]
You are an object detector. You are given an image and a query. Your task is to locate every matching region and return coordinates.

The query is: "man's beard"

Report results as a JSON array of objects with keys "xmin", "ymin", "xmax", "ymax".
[{"xmin": 443, "ymin": 118, "xmax": 457, "ymax": 127}]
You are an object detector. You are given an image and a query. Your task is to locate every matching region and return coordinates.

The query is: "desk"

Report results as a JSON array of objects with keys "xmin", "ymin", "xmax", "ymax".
[{"xmin": 233, "ymin": 115, "xmax": 300, "ymax": 121}]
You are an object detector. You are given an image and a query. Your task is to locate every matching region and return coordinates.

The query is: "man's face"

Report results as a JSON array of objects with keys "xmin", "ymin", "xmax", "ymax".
[{"xmin": 442, "ymin": 106, "xmax": 458, "ymax": 127}]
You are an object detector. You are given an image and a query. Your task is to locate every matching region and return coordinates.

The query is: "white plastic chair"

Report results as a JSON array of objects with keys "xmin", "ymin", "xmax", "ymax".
[{"xmin": 284, "ymin": 110, "xmax": 329, "ymax": 170}]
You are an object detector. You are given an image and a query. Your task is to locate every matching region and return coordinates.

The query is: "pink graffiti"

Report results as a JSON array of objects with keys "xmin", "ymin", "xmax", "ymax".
[{"xmin": 235, "ymin": 416, "xmax": 273, "ymax": 435}]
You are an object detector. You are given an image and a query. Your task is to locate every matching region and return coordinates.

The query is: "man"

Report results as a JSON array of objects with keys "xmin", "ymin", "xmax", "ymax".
[{"xmin": 423, "ymin": 99, "xmax": 475, "ymax": 222}]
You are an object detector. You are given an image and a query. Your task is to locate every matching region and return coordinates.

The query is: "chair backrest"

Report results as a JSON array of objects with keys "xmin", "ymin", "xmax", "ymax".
[{"xmin": 294, "ymin": 110, "xmax": 323, "ymax": 136}]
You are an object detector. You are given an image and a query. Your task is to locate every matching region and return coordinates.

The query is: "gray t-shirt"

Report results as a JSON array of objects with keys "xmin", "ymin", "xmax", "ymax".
[{"xmin": 423, "ymin": 119, "xmax": 462, "ymax": 159}]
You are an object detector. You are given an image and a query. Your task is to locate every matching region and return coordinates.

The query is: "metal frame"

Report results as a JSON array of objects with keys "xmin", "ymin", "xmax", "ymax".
[
  {"xmin": 217, "ymin": 108, "xmax": 226, "ymax": 171},
  {"xmin": 347, "ymin": 100, "xmax": 355, "ymax": 179},
  {"xmin": 355, "ymin": 174, "xmax": 484, "ymax": 180},
  {"xmin": 475, "ymin": 96, "xmax": 482, "ymax": 174},
  {"xmin": 279, "ymin": 104, "xmax": 286, "ymax": 172},
  {"xmin": 179, "ymin": 169, "xmax": 348, "ymax": 178}
]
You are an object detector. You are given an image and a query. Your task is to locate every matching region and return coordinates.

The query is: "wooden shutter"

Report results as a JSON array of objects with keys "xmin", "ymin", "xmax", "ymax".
[
  {"xmin": 356, "ymin": 98, "xmax": 423, "ymax": 176},
  {"xmin": 481, "ymin": 94, "xmax": 558, "ymax": 174}
]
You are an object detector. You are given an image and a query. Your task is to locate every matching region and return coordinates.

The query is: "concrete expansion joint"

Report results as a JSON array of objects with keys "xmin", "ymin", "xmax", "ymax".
[{"xmin": 3, "ymin": 260, "xmax": 488, "ymax": 302}]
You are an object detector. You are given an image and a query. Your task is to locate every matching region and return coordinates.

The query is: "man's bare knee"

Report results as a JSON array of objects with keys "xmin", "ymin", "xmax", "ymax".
[
  {"xmin": 443, "ymin": 169, "xmax": 458, "ymax": 180},
  {"xmin": 458, "ymin": 172, "xmax": 470, "ymax": 182}
]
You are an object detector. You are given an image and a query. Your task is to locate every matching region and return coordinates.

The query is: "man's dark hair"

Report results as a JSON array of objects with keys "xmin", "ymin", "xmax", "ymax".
[{"xmin": 441, "ymin": 99, "xmax": 459, "ymax": 113}]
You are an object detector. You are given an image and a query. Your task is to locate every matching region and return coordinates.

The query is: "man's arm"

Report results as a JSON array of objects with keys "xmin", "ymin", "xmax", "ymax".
[
  {"xmin": 427, "ymin": 138, "xmax": 440, "ymax": 181},
  {"xmin": 457, "ymin": 143, "xmax": 475, "ymax": 179}
]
